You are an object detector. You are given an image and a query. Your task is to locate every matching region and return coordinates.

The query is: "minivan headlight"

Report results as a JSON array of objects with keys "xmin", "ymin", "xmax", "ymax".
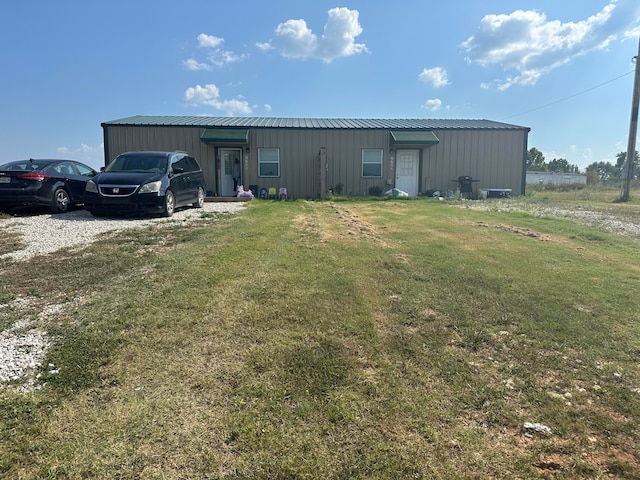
[
  {"xmin": 138, "ymin": 181, "xmax": 162, "ymax": 194},
  {"xmin": 85, "ymin": 180, "xmax": 98, "ymax": 193}
]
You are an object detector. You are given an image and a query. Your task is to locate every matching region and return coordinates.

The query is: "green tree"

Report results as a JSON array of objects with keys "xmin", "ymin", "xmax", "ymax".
[
  {"xmin": 547, "ymin": 158, "xmax": 579, "ymax": 173},
  {"xmin": 586, "ymin": 161, "xmax": 618, "ymax": 182},
  {"xmin": 586, "ymin": 170, "xmax": 601, "ymax": 185},
  {"xmin": 526, "ymin": 147, "xmax": 547, "ymax": 171},
  {"xmin": 616, "ymin": 151, "xmax": 639, "ymax": 178}
]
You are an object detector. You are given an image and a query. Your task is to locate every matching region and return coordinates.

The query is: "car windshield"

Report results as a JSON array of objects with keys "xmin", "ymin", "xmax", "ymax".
[{"xmin": 105, "ymin": 155, "xmax": 167, "ymax": 173}]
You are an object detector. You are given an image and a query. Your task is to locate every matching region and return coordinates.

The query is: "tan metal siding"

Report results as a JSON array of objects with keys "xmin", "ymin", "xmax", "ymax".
[
  {"xmin": 246, "ymin": 128, "xmax": 391, "ymax": 198},
  {"xmin": 421, "ymin": 129, "xmax": 526, "ymax": 195},
  {"xmin": 250, "ymin": 128, "xmax": 324, "ymax": 199},
  {"xmin": 104, "ymin": 123, "xmax": 527, "ymax": 198},
  {"xmin": 104, "ymin": 125, "xmax": 219, "ymax": 194},
  {"xmin": 324, "ymin": 129, "xmax": 391, "ymax": 196}
]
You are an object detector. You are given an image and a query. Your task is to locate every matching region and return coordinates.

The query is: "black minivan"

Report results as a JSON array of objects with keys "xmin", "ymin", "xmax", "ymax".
[{"xmin": 84, "ymin": 151, "xmax": 206, "ymax": 217}]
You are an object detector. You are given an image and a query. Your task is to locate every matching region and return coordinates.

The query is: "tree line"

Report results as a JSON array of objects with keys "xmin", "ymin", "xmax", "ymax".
[{"xmin": 527, "ymin": 147, "xmax": 639, "ymax": 183}]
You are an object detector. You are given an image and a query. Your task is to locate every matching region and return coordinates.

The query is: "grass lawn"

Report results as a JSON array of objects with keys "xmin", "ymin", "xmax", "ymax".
[{"xmin": 1, "ymin": 191, "xmax": 639, "ymax": 479}]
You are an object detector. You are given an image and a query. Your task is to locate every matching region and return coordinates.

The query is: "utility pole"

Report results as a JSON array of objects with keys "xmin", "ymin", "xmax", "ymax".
[{"xmin": 620, "ymin": 35, "xmax": 640, "ymax": 202}]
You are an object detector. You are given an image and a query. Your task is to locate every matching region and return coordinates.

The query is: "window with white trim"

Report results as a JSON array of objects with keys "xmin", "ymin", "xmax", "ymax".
[
  {"xmin": 362, "ymin": 149, "xmax": 383, "ymax": 177},
  {"xmin": 258, "ymin": 148, "xmax": 280, "ymax": 177}
]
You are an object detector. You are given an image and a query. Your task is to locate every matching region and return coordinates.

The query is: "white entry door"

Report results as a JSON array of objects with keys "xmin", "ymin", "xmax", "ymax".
[
  {"xmin": 395, "ymin": 150, "xmax": 419, "ymax": 196},
  {"xmin": 220, "ymin": 149, "xmax": 241, "ymax": 196}
]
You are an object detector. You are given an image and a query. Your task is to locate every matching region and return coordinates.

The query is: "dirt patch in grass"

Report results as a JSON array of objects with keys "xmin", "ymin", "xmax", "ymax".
[
  {"xmin": 292, "ymin": 202, "xmax": 391, "ymax": 248},
  {"xmin": 327, "ymin": 202, "xmax": 390, "ymax": 246},
  {"xmin": 585, "ymin": 447, "xmax": 640, "ymax": 477},
  {"xmin": 493, "ymin": 223, "xmax": 554, "ymax": 241}
]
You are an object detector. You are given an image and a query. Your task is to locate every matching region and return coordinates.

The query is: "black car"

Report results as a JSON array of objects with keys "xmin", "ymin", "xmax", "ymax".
[
  {"xmin": 84, "ymin": 151, "xmax": 207, "ymax": 217},
  {"xmin": 0, "ymin": 159, "xmax": 98, "ymax": 213}
]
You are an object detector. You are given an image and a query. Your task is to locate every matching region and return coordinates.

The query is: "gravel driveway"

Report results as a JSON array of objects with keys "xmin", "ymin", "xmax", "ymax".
[
  {"xmin": 0, "ymin": 202, "xmax": 246, "ymax": 261},
  {"xmin": 461, "ymin": 199, "xmax": 640, "ymax": 237}
]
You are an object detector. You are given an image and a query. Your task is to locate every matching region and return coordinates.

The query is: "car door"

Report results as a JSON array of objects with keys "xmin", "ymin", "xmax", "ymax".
[
  {"xmin": 169, "ymin": 154, "xmax": 188, "ymax": 205},
  {"xmin": 183, "ymin": 156, "xmax": 203, "ymax": 201},
  {"xmin": 73, "ymin": 163, "xmax": 97, "ymax": 201},
  {"xmin": 53, "ymin": 161, "xmax": 88, "ymax": 202}
]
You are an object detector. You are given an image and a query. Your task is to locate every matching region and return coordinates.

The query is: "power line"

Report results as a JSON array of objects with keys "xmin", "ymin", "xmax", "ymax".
[{"xmin": 500, "ymin": 70, "xmax": 635, "ymax": 120}]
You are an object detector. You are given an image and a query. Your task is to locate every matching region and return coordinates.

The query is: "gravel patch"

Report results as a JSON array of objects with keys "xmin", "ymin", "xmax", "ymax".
[
  {"xmin": 1, "ymin": 202, "xmax": 246, "ymax": 391},
  {"xmin": 0, "ymin": 319, "xmax": 50, "ymax": 385},
  {"xmin": 539, "ymin": 207, "xmax": 640, "ymax": 236},
  {"xmin": 459, "ymin": 199, "xmax": 640, "ymax": 237},
  {"xmin": 0, "ymin": 202, "xmax": 246, "ymax": 261}
]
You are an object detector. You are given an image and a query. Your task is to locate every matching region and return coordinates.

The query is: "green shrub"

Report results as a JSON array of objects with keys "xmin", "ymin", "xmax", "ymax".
[{"xmin": 368, "ymin": 185, "xmax": 383, "ymax": 197}]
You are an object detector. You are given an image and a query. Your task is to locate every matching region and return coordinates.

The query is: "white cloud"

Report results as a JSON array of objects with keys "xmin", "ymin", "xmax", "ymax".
[
  {"xmin": 56, "ymin": 143, "xmax": 104, "ymax": 170},
  {"xmin": 198, "ymin": 33, "xmax": 224, "ymax": 48},
  {"xmin": 214, "ymin": 99, "xmax": 252, "ymax": 116},
  {"xmin": 264, "ymin": 104, "xmax": 272, "ymax": 112},
  {"xmin": 209, "ymin": 50, "xmax": 244, "ymax": 67},
  {"xmin": 624, "ymin": 25, "xmax": 640, "ymax": 40},
  {"xmin": 419, "ymin": 67, "xmax": 450, "ymax": 87},
  {"xmin": 184, "ymin": 84, "xmax": 221, "ymax": 105},
  {"xmin": 421, "ymin": 99, "xmax": 443, "ymax": 111},
  {"xmin": 184, "ymin": 84, "xmax": 252, "ymax": 116},
  {"xmin": 461, "ymin": 0, "xmax": 640, "ymax": 89},
  {"xmin": 256, "ymin": 42, "xmax": 272, "ymax": 51},
  {"xmin": 183, "ymin": 58, "xmax": 212, "ymax": 71},
  {"xmin": 263, "ymin": 7, "xmax": 367, "ymax": 63},
  {"xmin": 274, "ymin": 18, "xmax": 318, "ymax": 59},
  {"xmin": 318, "ymin": 7, "xmax": 368, "ymax": 60},
  {"xmin": 57, "ymin": 143, "xmax": 100, "ymax": 156},
  {"xmin": 184, "ymin": 33, "xmax": 244, "ymax": 70}
]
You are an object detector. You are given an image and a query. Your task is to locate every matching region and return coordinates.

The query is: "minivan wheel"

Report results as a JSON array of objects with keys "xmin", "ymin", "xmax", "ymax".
[
  {"xmin": 193, "ymin": 186, "xmax": 205, "ymax": 208},
  {"xmin": 163, "ymin": 190, "xmax": 175, "ymax": 217},
  {"xmin": 51, "ymin": 188, "xmax": 71, "ymax": 213}
]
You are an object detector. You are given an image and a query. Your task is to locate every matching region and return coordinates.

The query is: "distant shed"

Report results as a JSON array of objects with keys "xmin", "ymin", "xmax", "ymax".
[
  {"xmin": 526, "ymin": 171, "xmax": 587, "ymax": 185},
  {"xmin": 101, "ymin": 116, "xmax": 530, "ymax": 198}
]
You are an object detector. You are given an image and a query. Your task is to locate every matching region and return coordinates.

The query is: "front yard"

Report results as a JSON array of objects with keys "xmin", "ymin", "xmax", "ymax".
[{"xmin": 1, "ymin": 193, "xmax": 639, "ymax": 478}]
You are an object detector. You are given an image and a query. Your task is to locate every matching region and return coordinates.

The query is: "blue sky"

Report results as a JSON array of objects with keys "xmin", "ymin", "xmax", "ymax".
[{"xmin": 1, "ymin": 0, "xmax": 639, "ymax": 172}]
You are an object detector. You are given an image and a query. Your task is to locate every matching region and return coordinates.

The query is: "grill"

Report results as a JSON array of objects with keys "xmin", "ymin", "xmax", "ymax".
[
  {"xmin": 452, "ymin": 176, "xmax": 479, "ymax": 199},
  {"xmin": 99, "ymin": 184, "xmax": 138, "ymax": 197}
]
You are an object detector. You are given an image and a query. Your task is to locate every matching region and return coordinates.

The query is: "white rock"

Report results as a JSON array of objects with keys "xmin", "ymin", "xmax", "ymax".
[{"xmin": 523, "ymin": 422, "xmax": 552, "ymax": 434}]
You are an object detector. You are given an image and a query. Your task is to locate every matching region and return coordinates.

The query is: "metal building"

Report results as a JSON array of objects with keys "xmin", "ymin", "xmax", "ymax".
[
  {"xmin": 101, "ymin": 116, "xmax": 530, "ymax": 198},
  {"xmin": 526, "ymin": 171, "xmax": 587, "ymax": 185}
]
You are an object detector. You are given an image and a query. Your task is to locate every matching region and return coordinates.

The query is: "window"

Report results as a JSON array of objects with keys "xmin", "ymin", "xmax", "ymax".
[
  {"xmin": 75, "ymin": 163, "xmax": 96, "ymax": 177},
  {"xmin": 259, "ymin": 148, "xmax": 280, "ymax": 177},
  {"xmin": 52, "ymin": 162, "xmax": 75, "ymax": 175},
  {"xmin": 171, "ymin": 155, "xmax": 188, "ymax": 173},
  {"xmin": 362, "ymin": 149, "xmax": 383, "ymax": 177},
  {"xmin": 171, "ymin": 154, "xmax": 200, "ymax": 173},
  {"xmin": 223, "ymin": 153, "xmax": 236, "ymax": 175},
  {"xmin": 183, "ymin": 156, "xmax": 201, "ymax": 173}
]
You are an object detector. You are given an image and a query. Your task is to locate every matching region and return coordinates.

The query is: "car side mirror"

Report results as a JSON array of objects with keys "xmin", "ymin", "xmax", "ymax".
[{"xmin": 172, "ymin": 167, "xmax": 184, "ymax": 174}]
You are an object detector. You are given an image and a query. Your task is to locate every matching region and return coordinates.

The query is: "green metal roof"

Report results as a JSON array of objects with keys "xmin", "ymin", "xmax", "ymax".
[
  {"xmin": 200, "ymin": 128, "xmax": 248, "ymax": 143},
  {"xmin": 390, "ymin": 130, "xmax": 439, "ymax": 145},
  {"xmin": 102, "ymin": 115, "xmax": 530, "ymax": 131}
]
